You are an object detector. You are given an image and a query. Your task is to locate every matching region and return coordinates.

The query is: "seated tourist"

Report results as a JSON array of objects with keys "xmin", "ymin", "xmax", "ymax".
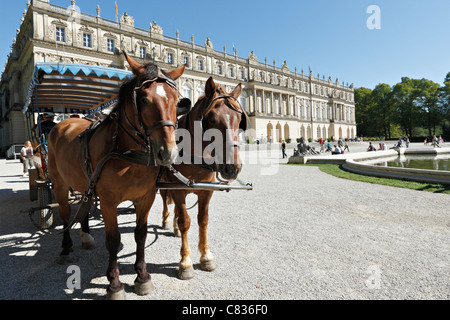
[
  {"xmin": 332, "ymin": 145, "xmax": 342, "ymax": 155},
  {"xmin": 367, "ymin": 142, "xmax": 375, "ymax": 152}
]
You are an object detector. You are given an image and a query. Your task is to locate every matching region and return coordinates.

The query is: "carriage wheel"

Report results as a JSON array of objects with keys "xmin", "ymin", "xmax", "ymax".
[{"xmin": 37, "ymin": 183, "xmax": 53, "ymax": 229}]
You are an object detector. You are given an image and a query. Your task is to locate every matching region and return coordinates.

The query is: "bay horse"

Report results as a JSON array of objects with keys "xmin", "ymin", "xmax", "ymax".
[
  {"xmin": 160, "ymin": 77, "xmax": 246, "ymax": 280},
  {"xmin": 47, "ymin": 52, "xmax": 185, "ymax": 299}
]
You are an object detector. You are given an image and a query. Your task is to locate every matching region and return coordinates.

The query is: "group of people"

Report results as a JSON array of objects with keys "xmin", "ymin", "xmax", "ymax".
[
  {"xmin": 331, "ymin": 138, "xmax": 349, "ymax": 155},
  {"xmin": 367, "ymin": 142, "xmax": 387, "ymax": 152},
  {"xmin": 425, "ymin": 135, "xmax": 444, "ymax": 147}
]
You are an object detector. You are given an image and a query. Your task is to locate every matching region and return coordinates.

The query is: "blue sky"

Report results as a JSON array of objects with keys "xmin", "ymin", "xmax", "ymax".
[{"xmin": 2, "ymin": 0, "xmax": 450, "ymax": 89}]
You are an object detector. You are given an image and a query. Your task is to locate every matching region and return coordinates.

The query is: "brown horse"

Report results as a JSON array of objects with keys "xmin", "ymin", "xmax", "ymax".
[
  {"xmin": 47, "ymin": 52, "xmax": 185, "ymax": 299},
  {"xmin": 160, "ymin": 77, "xmax": 246, "ymax": 280}
]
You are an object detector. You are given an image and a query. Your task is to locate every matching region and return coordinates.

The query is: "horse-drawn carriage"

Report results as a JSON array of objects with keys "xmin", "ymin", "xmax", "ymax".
[
  {"xmin": 23, "ymin": 53, "xmax": 252, "ymax": 298},
  {"xmin": 23, "ymin": 62, "xmax": 133, "ymax": 228},
  {"xmin": 24, "ymin": 61, "xmax": 252, "ymax": 230}
]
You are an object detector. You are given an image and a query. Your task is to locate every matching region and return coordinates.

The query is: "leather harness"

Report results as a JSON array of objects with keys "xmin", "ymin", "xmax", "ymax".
[{"xmin": 66, "ymin": 72, "xmax": 178, "ymax": 230}]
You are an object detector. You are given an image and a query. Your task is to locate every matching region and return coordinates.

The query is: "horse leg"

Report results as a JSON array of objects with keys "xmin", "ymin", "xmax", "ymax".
[
  {"xmin": 160, "ymin": 190, "xmax": 171, "ymax": 230},
  {"xmin": 197, "ymin": 191, "xmax": 217, "ymax": 272},
  {"xmin": 80, "ymin": 200, "xmax": 95, "ymax": 250},
  {"xmin": 53, "ymin": 179, "xmax": 73, "ymax": 264},
  {"xmin": 101, "ymin": 202, "xmax": 126, "ymax": 300},
  {"xmin": 173, "ymin": 195, "xmax": 194, "ymax": 280},
  {"xmin": 173, "ymin": 204, "xmax": 181, "ymax": 237},
  {"xmin": 133, "ymin": 197, "xmax": 155, "ymax": 296}
]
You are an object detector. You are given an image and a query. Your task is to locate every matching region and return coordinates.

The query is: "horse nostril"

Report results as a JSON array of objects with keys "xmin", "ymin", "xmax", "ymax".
[{"xmin": 225, "ymin": 164, "xmax": 235, "ymax": 175}]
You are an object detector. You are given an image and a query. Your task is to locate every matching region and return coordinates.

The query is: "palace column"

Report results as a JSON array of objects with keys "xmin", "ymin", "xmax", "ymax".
[
  {"xmin": 271, "ymin": 91, "xmax": 274, "ymax": 116},
  {"xmin": 262, "ymin": 90, "xmax": 266, "ymax": 114}
]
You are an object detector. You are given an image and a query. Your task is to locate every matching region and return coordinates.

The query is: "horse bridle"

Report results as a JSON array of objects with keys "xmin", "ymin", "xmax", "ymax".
[
  {"xmin": 200, "ymin": 94, "xmax": 247, "ymax": 133},
  {"xmin": 182, "ymin": 93, "xmax": 246, "ymax": 174},
  {"xmin": 117, "ymin": 72, "xmax": 178, "ymax": 152}
]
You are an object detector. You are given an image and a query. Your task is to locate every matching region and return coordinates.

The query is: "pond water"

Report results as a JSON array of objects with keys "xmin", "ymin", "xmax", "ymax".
[{"xmin": 371, "ymin": 155, "xmax": 450, "ymax": 171}]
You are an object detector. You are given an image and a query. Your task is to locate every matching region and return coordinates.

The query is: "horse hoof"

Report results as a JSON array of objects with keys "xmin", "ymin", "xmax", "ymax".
[
  {"xmin": 162, "ymin": 221, "xmax": 171, "ymax": 230},
  {"xmin": 173, "ymin": 229, "xmax": 181, "ymax": 238},
  {"xmin": 106, "ymin": 289, "xmax": 127, "ymax": 300},
  {"xmin": 200, "ymin": 260, "xmax": 217, "ymax": 272},
  {"xmin": 178, "ymin": 267, "xmax": 194, "ymax": 280},
  {"xmin": 134, "ymin": 280, "xmax": 155, "ymax": 296},
  {"xmin": 81, "ymin": 233, "xmax": 96, "ymax": 250}
]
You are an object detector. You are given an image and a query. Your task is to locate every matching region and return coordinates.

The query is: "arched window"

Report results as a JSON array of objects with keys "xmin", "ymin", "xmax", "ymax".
[
  {"xmin": 197, "ymin": 85, "xmax": 204, "ymax": 98},
  {"xmin": 182, "ymin": 83, "xmax": 192, "ymax": 100},
  {"xmin": 198, "ymin": 59, "xmax": 204, "ymax": 71},
  {"xmin": 240, "ymin": 96, "xmax": 246, "ymax": 112},
  {"xmin": 183, "ymin": 56, "xmax": 190, "ymax": 68},
  {"xmin": 167, "ymin": 53, "xmax": 173, "ymax": 64}
]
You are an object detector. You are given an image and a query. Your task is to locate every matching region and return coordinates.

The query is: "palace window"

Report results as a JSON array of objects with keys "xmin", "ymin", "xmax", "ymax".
[
  {"xmin": 197, "ymin": 85, "xmax": 204, "ymax": 98},
  {"xmin": 241, "ymin": 70, "xmax": 245, "ymax": 80},
  {"xmin": 240, "ymin": 96, "xmax": 246, "ymax": 111},
  {"xmin": 229, "ymin": 67, "xmax": 234, "ymax": 77},
  {"xmin": 140, "ymin": 47, "xmax": 146, "ymax": 59},
  {"xmin": 83, "ymin": 33, "xmax": 91, "ymax": 47},
  {"xmin": 183, "ymin": 56, "xmax": 189, "ymax": 68},
  {"xmin": 182, "ymin": 83, "xmax": 192, "ymax": 100},
  {"xmin": 198, "ymin": 59, "xmax": 204, "ymax": 71},
  {"xmin": 56, "ymin": 27, "xmax": 65, "ymax": 42},
  {"xmin": 217, "ymin": 65, "xmax": 222, "ymax": 75},
  {"xmin": 107, "ymin": 39, "xmax": 115, "ymax": 52},
  {"xmin": 167, "ymin": 52, "xmax": 173, "ymax": 64}
]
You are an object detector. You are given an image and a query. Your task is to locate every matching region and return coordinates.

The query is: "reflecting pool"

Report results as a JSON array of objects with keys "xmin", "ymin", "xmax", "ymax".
[{"xmin": 370, "ymin": 155, "xmax": 450, "ymax": 171}]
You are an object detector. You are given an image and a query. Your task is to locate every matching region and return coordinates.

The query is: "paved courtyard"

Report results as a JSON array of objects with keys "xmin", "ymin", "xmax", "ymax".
[{"xmin": 0, "ymin": 141, "xmax": 448, "ymax": 300}]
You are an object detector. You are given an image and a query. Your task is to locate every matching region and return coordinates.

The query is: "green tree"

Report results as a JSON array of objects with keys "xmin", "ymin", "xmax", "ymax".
[
  {"xmin": 354, "ymin": 87, "xmax": 374, "ymax": 137},
  {"xmin": 439, "ymin": 72, "xmax": 450, "ymax": 137},
  {"xmin": 442, "ymin": 72, "xmax": 450, "ymax": 121},
  {"xmin": 392, "ymin": 77, "xmax": 421, "ymax": 138},
  {"xmin": 371, "ymin": 83, "xmax": 394, "ymax": 138},
  {"xmin": 415, "ymin": 79, "xmax": 441, "ymax": 136}
]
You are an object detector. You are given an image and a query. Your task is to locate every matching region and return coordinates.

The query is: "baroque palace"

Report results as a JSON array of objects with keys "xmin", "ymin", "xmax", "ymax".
[{"xmin": 0, "ymin": 0, "xmax": 356, "ymax": 153}]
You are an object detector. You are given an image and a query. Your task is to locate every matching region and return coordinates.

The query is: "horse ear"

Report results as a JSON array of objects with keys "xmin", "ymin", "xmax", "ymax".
[
  {"xmin": 205, "ymin": 77, "xmax": 216, "ymax": 98},
  {"xmin": 166, "ymin": 64, "xmax": 185, "ymax": 81},
  {"xmin": 123, "ymin": 50, "xmax": 145, "ymax": 76},
  {"xmin": 230, "ymin": 83, "xmax": 242, "ymax": 99}
]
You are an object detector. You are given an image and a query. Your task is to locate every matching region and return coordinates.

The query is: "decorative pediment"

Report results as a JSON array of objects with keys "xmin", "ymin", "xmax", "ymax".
[
  {"xmin": 51, "ymin": 19, "xmax": 68, "ymax": 27},
  {"xmin": 79, "ymin": 25, "xmax": 94, "ymax": 34}
]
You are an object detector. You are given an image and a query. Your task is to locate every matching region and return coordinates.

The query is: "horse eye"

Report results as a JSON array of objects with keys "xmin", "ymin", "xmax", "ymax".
[{"xmin": 140, "ymin": 97, "xmax": 147, "ymax": 104}]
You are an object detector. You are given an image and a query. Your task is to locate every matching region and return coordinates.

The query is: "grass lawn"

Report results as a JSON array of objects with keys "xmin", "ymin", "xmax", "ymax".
[{"xmin": 294, "ymin": 163, "xmax": 450, "ymax": 194}]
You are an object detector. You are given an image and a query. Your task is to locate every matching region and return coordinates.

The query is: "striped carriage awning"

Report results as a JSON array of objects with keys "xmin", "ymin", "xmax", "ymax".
[{"xmin": 23, "ymin": 63, "xmax": 132, "ymax": 115}]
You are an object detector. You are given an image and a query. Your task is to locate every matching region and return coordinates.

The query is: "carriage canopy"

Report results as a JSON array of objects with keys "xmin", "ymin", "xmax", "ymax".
[{"xmin": 23, "ymin": 63, "xmax": 132, "ymax": 115}]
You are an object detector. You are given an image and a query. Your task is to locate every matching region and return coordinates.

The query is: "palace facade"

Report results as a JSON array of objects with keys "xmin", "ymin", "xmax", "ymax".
[{"xmin": 0, "ymin": 0, "xmax": 356, "ymax": 153}]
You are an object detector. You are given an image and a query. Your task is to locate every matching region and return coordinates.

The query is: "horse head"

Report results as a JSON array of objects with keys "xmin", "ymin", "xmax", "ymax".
[
  {"xmin": 123, "ymin": 51, "xmax": 185, "ymax": 166},
  {"xmin": 201, "ymin": 77, "xmax": 247, "ymax": 180}
]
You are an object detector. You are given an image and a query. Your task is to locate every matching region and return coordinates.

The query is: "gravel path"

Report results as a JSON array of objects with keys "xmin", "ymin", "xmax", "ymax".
[{"xmin": 0, "ymin": 143, "xmax": 448, "ymax": 300}]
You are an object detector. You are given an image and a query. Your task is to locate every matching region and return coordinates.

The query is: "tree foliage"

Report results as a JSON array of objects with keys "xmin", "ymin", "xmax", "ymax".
[{"xmin": 355, "ymin": 74, "xmax": 450, "ymax": 138}]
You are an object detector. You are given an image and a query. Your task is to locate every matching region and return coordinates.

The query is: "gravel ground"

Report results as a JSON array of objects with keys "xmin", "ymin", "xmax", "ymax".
[{"xmin": 0, "ymin": 142, "xmax": 448, "ymax": 300}]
